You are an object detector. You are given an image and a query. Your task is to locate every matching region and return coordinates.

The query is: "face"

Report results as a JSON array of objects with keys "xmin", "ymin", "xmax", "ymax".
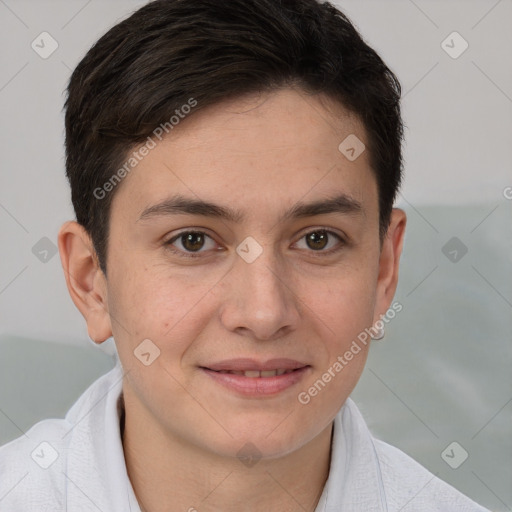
[{"xmin": 83, "ymin": 88, "xmax": 403, "ymax": 459}]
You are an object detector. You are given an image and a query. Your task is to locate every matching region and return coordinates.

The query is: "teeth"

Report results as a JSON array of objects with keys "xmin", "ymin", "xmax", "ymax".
[
  {"xmin": 215, "ymin": 369, "xmax": 296, "ymax": 377},
  {"xmin": 244, "ymin": 370, "xmax": 261, "ymax": 378}
]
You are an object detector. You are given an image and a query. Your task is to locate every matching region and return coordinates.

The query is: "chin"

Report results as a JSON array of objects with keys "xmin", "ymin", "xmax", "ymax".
[{"xmin": 219, "ymin": 419, "xmax": 309, "ymax": 458}]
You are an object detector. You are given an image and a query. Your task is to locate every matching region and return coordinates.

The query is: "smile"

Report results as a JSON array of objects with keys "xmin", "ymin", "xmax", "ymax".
[
  {"xmin": 212, "ymin": 369, "xmax": 296, "ymax": 377},
  {"xmin": 200, "ymin": 360, "xmax": 311, "ymax": 397}
]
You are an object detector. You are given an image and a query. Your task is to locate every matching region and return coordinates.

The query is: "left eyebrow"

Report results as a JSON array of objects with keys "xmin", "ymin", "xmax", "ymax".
[
  {"xmin": 137, "ymin": 193, "xmax": 363, "ymax": 224},
  {"xmin": 280, "ymin": 194, "xmax": 363, "ymax": 222}
]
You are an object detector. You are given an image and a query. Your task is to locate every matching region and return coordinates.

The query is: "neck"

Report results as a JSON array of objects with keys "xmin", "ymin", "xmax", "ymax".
[{"xmin": 120, "ymin": 392, "xmax": 333, "ymax": 512}]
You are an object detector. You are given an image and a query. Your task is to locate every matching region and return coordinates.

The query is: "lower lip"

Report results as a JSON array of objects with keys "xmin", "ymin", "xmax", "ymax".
[{"xmin": 201, "ymin": 367, "xmax": 310, "ymax": 397}]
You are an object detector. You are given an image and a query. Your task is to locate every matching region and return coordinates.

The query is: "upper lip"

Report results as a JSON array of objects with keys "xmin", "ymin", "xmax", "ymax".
[{"xmin": 202, "ymin": 358, "xmax": 308, "ymax": 372}]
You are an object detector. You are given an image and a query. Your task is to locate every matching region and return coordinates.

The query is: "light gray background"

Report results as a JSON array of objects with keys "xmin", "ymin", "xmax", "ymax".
[{"xmin": 0, "ymin": 1, "xmax": 511, "ymax": 511}]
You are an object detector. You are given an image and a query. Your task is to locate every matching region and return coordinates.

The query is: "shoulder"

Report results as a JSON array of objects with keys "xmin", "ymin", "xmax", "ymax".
[
  {"xmin": 0, "ymin": 363, "xmax": 122, "ymax": 511},
  {"xmin": 371, "ymin": 437, "xmax": 490, "ymax": 511},
  {"xmin": 0, "ymin": 417, "xmax": 68, "ymax": 510},
  {"xmin": 338, "ymin": 399, "xmax": 490, "ymax": 511}
]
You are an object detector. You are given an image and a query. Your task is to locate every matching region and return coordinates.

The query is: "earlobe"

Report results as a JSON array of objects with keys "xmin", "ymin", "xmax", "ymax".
[
  {"xmin": 373, "ymin": 208, "xmax": 406, "ymax": 323},
  {"xmin": 57, "ymin": 221, "xmax": 112, "ymax": 344}
]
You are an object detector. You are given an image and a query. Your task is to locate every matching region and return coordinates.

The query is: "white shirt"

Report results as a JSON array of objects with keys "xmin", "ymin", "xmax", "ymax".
[{"xmin": 0, "ymin": 358, "xmax": 490, "ymax": 511}]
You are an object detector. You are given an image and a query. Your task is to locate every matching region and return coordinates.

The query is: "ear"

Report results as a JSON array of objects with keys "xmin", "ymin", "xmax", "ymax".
[
  {"xmin": 373, "ymin": 208, "xmax": 406, "ymax": 323},
  {"xmin": 57, "ymin": 221, "xmax": 112, "ymax": 344}
]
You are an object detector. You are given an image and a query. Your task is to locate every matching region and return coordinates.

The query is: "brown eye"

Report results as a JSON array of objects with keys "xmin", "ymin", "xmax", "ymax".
[
  {"xmin": 294, "ymin": 229, "xmax": 345, "ymax": 255},
  {"xmin": 305, "ymin": 230, "xmax": 329, "ymax": 250},
  {"xmin": 181, "ymin": 232, "xmax": 205, "ymax": 252},
  {"xmin": 165, "ymin": 230, "xmax": 218, "ymax": 258}
]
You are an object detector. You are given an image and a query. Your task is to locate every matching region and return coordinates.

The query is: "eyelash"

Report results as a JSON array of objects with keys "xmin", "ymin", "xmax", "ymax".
[{"xmin": 164, "ymin": 228, "xmax": 346, "ymax": 259}]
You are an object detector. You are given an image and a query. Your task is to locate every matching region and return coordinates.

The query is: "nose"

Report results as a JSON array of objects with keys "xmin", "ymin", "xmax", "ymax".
[{"xmin": 217, "ymin": 244, "xmax": 301, "ymax": 341}]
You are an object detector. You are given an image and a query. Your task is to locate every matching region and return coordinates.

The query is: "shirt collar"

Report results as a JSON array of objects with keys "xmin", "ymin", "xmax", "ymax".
[
  {"xmin": 65, "ymin": 359, "xmax": 141, "ymax": 511},
  {"xmin": 315, "ymin": 398, "xmax": 387, "ymax": 511},
  {"xmin": 65, "ymin": 362, "xmax": 386, "ymax": 512}
]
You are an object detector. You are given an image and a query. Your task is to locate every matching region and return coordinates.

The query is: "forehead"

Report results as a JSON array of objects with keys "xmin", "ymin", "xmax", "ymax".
[{"xmin": 111, "ymin": 88, "xmax": 376, "ymax": 222}]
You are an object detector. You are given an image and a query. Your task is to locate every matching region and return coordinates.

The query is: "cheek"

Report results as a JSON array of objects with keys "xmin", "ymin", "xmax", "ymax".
[
  {"xmin": 295, "ymin": 254, "xmax": 378, "ymax": 401},
  {"xmin": 106, "ymin": 260, "xmax": 218, "ymax": 356},
  {"xmin": 304, "ymin": 259, "xmax": 378, "ymax": 340},
  {"xmin": 297, "ymin": 277, "xmax": 376, "ymax": 417},
  {"xmin": 107, "ymin": 265, "xmax": 221, "ymax": 408}
]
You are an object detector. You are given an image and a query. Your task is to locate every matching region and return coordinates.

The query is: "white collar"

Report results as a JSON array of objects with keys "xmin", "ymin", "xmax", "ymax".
[
  {"xmin": 64, "ymin": 359, "xmax": 140, "ymax": 510},
  {"xmin": 63, "ymin": 361, "xmax": 479, "ymax": 512},
  {"xmin": 64, "ymin": 361, "xmax": 386, "ymax": 511},
  {"xmin": 0, "ymin": 356, "xmax": 489, "ymax": 510},
  {"xmin": 315, "ymin": 397, "xmax": 387, "ymax": 511}
]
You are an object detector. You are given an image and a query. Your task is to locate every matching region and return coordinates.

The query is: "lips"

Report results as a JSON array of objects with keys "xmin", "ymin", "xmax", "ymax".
[
  {"xmin": 200, "ymin": 358, "xmax": 310, "ymax": 396},
  {"xmin": 202, "ymin": 358, "xmax": 307, "ymax": 373},
  {"xmin": 213, "ymin": 368, "xmax": 296, "ymax": 377}
]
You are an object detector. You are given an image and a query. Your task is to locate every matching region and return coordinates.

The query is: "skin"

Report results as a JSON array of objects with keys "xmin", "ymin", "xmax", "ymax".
[{"xmin": 58, "ymin": 87, "xmax": 406, "ymax": 512}]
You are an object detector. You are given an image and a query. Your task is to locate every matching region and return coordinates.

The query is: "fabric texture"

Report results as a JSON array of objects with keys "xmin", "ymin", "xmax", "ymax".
[{"xmin": 0, "ymin": 359, "xmax": 490, "ymax": 511}]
